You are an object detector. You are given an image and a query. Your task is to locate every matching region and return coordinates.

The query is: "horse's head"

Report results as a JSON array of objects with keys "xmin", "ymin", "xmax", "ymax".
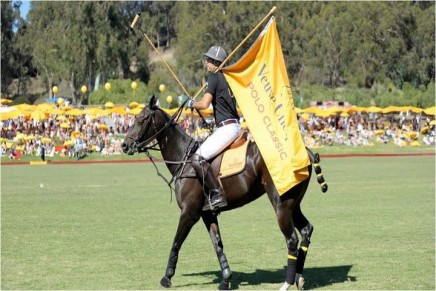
[{"xmin": 122, "ymin": 95, "xmax": 161, "ymax": 155}]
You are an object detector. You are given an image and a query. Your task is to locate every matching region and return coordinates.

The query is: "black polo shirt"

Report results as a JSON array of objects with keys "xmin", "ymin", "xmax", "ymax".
[{"xmin": 205, "ymin": 71, "xmax": 239, "ymax": 125}]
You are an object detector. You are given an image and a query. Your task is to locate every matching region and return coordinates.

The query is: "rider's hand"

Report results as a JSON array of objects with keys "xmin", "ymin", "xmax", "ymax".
[{"xmin": 187, "ymin": 98, "xmax": 195, "ymax": 109}]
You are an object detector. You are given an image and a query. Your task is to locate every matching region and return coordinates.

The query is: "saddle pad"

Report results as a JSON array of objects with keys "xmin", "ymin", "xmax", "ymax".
[{"xmin": 219, "ymin": 140, "xmax": 249, "ymax": 179}]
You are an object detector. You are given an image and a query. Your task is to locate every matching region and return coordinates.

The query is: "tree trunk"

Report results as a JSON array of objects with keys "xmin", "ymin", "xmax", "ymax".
[{"xmin": 70, "ymin": 71, "xmax": 77, "ymax": 105}]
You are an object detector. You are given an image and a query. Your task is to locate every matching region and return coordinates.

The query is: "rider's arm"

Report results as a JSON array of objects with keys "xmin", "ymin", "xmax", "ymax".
[{"xmin": 193, "ymin": 92, "xmax": 213, "ymax": 110}]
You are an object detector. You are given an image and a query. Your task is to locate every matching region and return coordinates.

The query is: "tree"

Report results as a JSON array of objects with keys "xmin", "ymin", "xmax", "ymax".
[{"xmin": 1, "ymin": 1, "xmax": 21, "ymax": 97}]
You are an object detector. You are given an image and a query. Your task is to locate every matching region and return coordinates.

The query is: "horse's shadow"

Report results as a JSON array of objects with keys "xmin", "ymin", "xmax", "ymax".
[{"xmin": 182, "ymin": 265, "xmax": 356, "ymax": 289}]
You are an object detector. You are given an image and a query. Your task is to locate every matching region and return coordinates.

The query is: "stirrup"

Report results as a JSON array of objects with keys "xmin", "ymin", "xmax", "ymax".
[{"xmin": 202, "ymin": 191, "xmax": 227, "ymax": 212}]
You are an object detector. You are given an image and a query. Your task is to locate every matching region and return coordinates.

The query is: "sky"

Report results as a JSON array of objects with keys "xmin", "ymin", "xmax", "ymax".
[{"xmin": 17, "ymin": 0, "xmax": 30, "ymax": 19}]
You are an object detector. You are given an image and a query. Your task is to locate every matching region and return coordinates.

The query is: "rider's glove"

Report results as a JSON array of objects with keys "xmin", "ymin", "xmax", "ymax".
[{"xmin": 187, "ymin": 98, "xmax": 195, "ymax": 109}]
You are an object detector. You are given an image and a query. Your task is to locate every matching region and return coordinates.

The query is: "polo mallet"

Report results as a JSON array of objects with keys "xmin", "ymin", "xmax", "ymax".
[
  {"xmin": 191, "ymin": 6, "xmax": 277, "ymax": 100},
  {"xmin": 130, "ymin": 13, "xmax": 192, "ymax": 98}
]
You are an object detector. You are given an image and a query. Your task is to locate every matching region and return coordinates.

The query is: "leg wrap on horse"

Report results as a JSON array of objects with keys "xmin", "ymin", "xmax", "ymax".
[
  {"xmin": 296, "ymin": 223, "xmax": 313, "ymax": 274},
  {"xmin": 218, "ymin": 253, "xmax": 232, "ymax": 281},
  {"xmin": 165, "ymin": 248, "xmax": 179, "ymax": 278},
  {"xmin": 286, "ymin": 250, "xmax": 298, "ymax": 285},
  {"xmin": 285, "ymin": 233, "xmax": 299, "ymax": 284}
]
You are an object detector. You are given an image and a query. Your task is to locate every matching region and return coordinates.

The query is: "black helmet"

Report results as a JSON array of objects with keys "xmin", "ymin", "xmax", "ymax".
[{"xmin": 203, "ymin": 45, "xmax": 227, "ymax": 63}]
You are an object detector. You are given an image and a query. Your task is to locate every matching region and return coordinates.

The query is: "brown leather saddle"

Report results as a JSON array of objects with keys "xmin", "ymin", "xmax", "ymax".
[{"xmin": 210, "ymin": 130, "xmax": 250, "ymax": 180}]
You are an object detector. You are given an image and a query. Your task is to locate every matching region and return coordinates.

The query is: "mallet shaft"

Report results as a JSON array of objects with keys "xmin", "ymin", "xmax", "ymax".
[{"xmin": 130, "ymin": 14, "xmax": 141, "ymax": 29}]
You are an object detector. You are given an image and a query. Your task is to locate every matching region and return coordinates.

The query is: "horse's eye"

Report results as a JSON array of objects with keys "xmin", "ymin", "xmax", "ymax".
[{"xmin": 137, "ymin": 113, "xmax": 148, "ymax": 124}]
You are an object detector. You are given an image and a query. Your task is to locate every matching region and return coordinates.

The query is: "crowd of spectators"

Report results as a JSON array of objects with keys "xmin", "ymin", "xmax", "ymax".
[
  {"xmin": 0, "ymin": 106, "xmax": 434, "ymax": 160},
  {"xmin": 298, "ymin": 112, "xmax": 435, "ymax": 148},
  {"xmin": 1, "ymin": 112, "xmax": 134, "ymax": 160}
]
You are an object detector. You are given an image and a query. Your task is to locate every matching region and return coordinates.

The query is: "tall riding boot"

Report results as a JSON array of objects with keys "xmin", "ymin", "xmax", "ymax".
[{"xmin": 191, "ymin": 154, "xmax": 228, "ymax": 212}]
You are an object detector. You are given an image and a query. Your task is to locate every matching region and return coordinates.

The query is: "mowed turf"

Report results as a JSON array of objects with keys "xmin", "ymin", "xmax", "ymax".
[{"xmin": 1, "ymin": 156, "xmax": 434, "ymax": 290}]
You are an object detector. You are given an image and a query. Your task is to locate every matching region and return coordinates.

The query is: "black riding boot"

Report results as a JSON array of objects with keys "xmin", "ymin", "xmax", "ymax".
[{"xmin": 192, "ymin": 154, "xmax": 228, "ymax": 212}]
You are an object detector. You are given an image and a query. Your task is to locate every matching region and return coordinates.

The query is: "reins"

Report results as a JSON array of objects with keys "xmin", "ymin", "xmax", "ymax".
[
  {"xmin": 134, "ymin": 101, "xmax": 200, "ymax": 201},
  {"xmin": 134, "ymin": 102, "xmax": 186, "ymax": 152}
]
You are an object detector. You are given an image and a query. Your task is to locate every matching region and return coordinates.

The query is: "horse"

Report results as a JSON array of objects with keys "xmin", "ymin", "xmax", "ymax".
[{"xmin": 121, "ymin": 96, "xmax": 328, "ymax": 290}]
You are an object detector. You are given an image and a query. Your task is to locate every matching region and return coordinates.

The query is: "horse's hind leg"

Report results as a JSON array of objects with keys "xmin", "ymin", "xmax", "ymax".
[
  {"xmin": 160, "ymin": 208, "xmax": 201, "ymax": 288},
  {"xmin": 275, "ymin": 202, "xmax": 300, "ymax": 290},
  {"xmin": 202, "ymin": 212, "xmax": 232, "ymax": 290},
  {"xmin": 293, "ymin": 204, "xmax": 314, "ymax": 289}
]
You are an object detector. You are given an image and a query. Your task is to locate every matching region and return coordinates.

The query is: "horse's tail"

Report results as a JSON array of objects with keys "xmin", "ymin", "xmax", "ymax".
[{"xmin": 306, "ymin": 147, "xmax": 328, "ymax": 193}]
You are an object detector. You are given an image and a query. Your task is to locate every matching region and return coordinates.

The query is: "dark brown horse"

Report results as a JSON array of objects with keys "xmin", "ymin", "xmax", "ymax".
[{"xmin": 122, "ymin": 96, "xmax": 327, "ymax": 290}]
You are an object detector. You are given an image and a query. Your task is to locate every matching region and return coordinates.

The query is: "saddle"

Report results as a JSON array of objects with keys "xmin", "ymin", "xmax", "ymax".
[{"xmin": 210, "ymin": 130, "xmax": 250, "ymax": 180}]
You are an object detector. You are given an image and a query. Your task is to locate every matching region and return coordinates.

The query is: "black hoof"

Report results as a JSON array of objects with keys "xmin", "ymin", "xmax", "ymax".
[
  {"xmin": 218, "ymin": 280, "xmax": 231, "ymax": 290},
  {"xmin": 160, "ymin": 276, "xmax": 172, "ymax": 288}
]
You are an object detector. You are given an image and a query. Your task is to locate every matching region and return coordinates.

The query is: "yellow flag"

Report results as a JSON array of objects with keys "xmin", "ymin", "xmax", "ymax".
[{"xmin": 223, "ymin": 17, "xmax": 310, "ymax": 195}]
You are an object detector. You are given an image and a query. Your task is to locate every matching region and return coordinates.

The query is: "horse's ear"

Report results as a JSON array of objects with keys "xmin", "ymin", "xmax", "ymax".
[{"xmin": 149, "ymin": 95, "xmax": 158, "ymax": 110}]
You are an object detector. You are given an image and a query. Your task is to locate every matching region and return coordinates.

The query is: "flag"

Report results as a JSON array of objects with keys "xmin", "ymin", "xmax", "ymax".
[{"xmin": 223, "ymin": 17, "xmax": 310, "ymax": 195}]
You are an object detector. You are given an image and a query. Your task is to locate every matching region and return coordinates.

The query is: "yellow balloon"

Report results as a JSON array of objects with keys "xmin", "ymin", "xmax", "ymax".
[
  {"xmin": 81, "ymin": 85, "xmax": 87, "ymax": 94},
  {"xmin": 52, "ymin": 86, "xmax": 59, "ymax": 94},
  {"xmin": 104, "ymin": 82, "xmax": 111, "ymax": 91},
  {"xmin": 131, "ymin": 81, "xmax": 138, "ymax": 90},
  {"xmin": 57, "ymin": 98, "xmax": 64, "ymax": 105},
  {"xmin": 166, "ymin": 95, "xmax": 173, "ymax": 104},
  {"xmin": 159, "ymin": 84, "xmax": 166, "ymax": 92}
]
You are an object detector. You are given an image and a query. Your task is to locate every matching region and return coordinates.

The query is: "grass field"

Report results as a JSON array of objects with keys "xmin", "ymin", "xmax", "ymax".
[
  {"xmin": 1, "ymin": 155, "xmax": 435, "ymax": 290},
  {"xmin": 1, "ymin": 141, "xmax": 435, "ymax": 163}
]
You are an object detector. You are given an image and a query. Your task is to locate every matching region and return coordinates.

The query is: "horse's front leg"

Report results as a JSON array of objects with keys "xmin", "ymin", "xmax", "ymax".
[
  {"xmin": 202, "ymin": 212, "xmax": 232, "ymax": 290},
  {"xmin": 160, "ymin": 207, "xmax": 201, "ymax": 288}
]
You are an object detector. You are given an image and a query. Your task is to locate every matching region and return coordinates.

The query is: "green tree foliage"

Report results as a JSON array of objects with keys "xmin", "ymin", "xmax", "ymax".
[
  {"xmin": 1, "ymin": 0, "xmax": 24, "ymax": 97},
  {"xmin": 3, "ymin": 1, "xmax": 434, "ymax": 107}
]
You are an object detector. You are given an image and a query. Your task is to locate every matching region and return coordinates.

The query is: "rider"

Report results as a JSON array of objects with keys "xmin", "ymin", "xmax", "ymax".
[{"xmin": 187, "ymin": 45, "xmax": 241, "ymax": 212}]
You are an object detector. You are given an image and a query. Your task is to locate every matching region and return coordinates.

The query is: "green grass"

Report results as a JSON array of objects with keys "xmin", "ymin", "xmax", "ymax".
[{"xmin": 1, "ymin": 156, "xmax": 435, "ymax": 289}]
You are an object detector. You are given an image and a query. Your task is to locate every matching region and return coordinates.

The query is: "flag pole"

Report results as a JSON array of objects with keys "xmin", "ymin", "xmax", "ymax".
[{"xmin": 192, "ymin": 6, "xmax": 277, "ymax": 100}]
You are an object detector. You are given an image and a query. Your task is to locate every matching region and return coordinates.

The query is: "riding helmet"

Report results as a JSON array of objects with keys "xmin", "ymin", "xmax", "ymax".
[{"xmin": 203, "ymin": 46, "xmax": 227, "ymax": 63}]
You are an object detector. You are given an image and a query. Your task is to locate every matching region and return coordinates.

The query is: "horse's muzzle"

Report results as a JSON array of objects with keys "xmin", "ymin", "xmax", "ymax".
[{"xmin": 121, "ymin": 141, "xmax": 135, "ymax": 155}]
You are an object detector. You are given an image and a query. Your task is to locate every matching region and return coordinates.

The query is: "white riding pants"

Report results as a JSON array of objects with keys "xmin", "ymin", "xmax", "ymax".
[{"xmin": 195, "ymin": 123, "xmax": 241, "ymax": 160}]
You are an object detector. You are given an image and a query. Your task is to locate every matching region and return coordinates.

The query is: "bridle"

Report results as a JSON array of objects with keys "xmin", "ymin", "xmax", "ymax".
[
  {"xmin": 125, "ymin": 102, "xmax": 199, "ymax": 199},
  {"xmin": 126, "ymin": 104, "xmax": 186, "ymax": 154}
]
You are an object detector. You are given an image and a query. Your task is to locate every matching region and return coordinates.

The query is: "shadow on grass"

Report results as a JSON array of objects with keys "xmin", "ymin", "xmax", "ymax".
[{"xmin": 181, "ymin": 265, "xmax": 355, "ymax": 289}]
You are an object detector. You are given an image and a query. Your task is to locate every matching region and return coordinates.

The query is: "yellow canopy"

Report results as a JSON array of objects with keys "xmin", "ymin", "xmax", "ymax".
[
  {"xmin": 104, "ymin": 101, "xmax": 114, "ymax": 108},
  {"xmin": 302, "ymin": 106, "xmax": 320, "ymax": 114},
  {"xmin": 14, "ymin": 104, "xmax": 37, "ymax": 111},
  {"xmin": 326, "ymin": 106, "xmax": 344, "ymax": 113},
  {"xmin": 30, "ymin": 110, "xmax": 47, "ymax": 120},
  {"xmin": 365, "ymin": 106, "xmax": 383, "ymax": 113},
  {"xmin": 129, "ymin": 101, "xmax": 139, "ymax": 109},
  {"xmin": 423, "ymin": 107, "xmax": 435, "ymax": 116},
  {"xmin": 109, "ymin": 107, "xmax": 127, "ymax": 115},
  {"xmin": 66, "ymin": 109, "xmax": 84, "ymax": 116},
  {"xmin": 347, "ymin": 106, "xmax": 366, "ymax": 113},
  {"xmin": 60, "ymin": 122, "xmax": 70, "ymax": 128},
  {"xmin": 47, "ymin": 108, "xmax": 65, "ymax": 115},
  {"xmin": 381, "ymin": 106, "xmax": 402, "ymax": 114},
  {"xmin": 0, "ymin": 98, "xmax": 12, "ymax": 104},
  {"xmin": 129, "ymin": 107, "xmax": 143, "ymax": 115},
  {"xmin": 340, "ymin": 112, "xmax": 349, "ymax": 117}
]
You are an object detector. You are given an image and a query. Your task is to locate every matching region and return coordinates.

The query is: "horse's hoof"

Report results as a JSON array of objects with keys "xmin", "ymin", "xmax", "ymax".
[
  {"xmin": 218, "ymin": 280, "xmax": 231, "ymax": 290},
  {"xmin": 279, "ymin": 281, "xmax": 291, "ymax": 291},
  {"xmin": 160, "ymin": 276, "xmax": 172, "ymax": 288},
  {"xmin": 296, "ymin": 276, "xmax": 305, "ymax": 290}
]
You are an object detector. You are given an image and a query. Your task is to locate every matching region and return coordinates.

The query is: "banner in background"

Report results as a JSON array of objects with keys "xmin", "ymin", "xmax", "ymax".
[{"xmin": 223, "ymin": 17, "xmax": 310, "ymax": 195}]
